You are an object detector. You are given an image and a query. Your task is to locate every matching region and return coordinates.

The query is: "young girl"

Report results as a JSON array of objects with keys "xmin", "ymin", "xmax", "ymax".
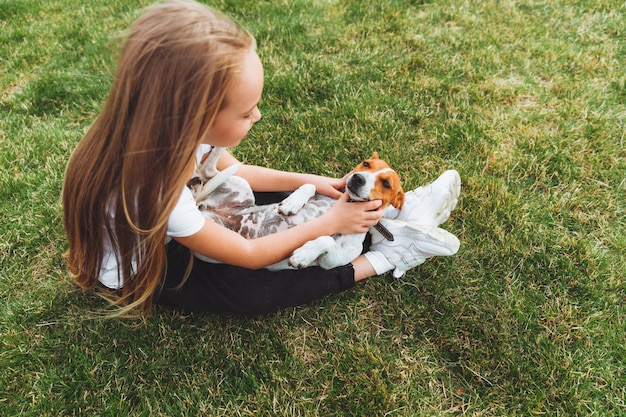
[{"xmin": 63, "ymin": 0, "xmax": 460, "ymax": 317}]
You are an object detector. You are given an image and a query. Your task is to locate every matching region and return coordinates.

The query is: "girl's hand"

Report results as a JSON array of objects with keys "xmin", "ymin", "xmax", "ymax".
[
  {"xmin": 303, "ymin": 174, "xmax": 346, "ymax": 199},
  {"xmin": 322, "ymin": 192, "xmax": 383, "ymax": 235}
]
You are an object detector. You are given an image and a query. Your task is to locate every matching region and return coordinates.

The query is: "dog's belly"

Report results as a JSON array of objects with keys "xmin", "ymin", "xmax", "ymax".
[
  {"xmin": 237, "ymin": 195, "xmax": 335, "ymax": 239},
  {"xmin": 196, "ymin": 180, "xmax": 335, "ymax": 239}
]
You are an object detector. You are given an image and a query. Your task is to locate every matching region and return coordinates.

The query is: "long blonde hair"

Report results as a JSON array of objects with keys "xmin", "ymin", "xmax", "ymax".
[{"xmin": 63, "ymin": 0, "xmax": 255, "ymax": 317}]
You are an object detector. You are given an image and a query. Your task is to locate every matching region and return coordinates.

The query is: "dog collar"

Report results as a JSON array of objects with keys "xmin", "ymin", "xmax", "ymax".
[{"xmin": 374, "ymin": 222, "xmax": 394, "ymax": 241}]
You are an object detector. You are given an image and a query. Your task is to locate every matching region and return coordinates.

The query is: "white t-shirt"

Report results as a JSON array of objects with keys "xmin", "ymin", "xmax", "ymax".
[{"xmin": 98, "ymin": 145, "xmax": 212, "ymax": 289}]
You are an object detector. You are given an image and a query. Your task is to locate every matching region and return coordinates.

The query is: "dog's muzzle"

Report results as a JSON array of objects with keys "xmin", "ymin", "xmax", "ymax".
[
  {"xmin": 346, "ymin": 173, "xmax": 369, "ymax": 201},
  {"xmin": 346, "ymin": 174, "xmax": 394, "ymax": 241}
]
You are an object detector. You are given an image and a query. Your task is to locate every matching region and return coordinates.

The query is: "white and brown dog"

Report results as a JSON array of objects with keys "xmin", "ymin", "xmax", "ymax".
[{"xmin": 188, "ymin": 147, "xmax": 404, "ymax": 270}]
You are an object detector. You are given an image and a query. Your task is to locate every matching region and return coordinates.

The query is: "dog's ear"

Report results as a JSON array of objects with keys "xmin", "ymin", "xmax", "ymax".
[
  {"xmin": 371, "ymin": 151, "xmax": 379, "ymax": 159},
  {"xmin": 391, "ymin": 190, "xmax": 405, "ymax": 209}
]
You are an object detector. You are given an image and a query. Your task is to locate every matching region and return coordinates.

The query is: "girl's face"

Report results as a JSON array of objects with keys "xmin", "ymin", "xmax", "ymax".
[{"xmin": 203, "ymin": 49, "xmax": 263, "ymax": 148}]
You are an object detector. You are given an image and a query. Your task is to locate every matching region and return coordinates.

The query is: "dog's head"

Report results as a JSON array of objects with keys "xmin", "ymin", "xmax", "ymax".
[{"xmin": 346, "ymin": 152, "xmax": 404, "ymax": 209}]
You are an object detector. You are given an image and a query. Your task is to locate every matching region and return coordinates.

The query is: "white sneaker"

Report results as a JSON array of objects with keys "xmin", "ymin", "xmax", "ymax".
[
  {"xmin": 384, "ymin": 170, "xmax": 461, "ymax": 226},
  {"xmin": 366, "ymin": 219, "xmax": 460, "ymax": 278}
]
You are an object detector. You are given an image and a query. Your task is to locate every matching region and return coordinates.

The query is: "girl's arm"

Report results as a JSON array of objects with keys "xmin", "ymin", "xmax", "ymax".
[
  {"xmin": 174, "ymin": 192, "xmax": 382, "ymax": 269},
  {"xmin": 217, "ymin": 150, "xmax": 345, "ymax": 199}
]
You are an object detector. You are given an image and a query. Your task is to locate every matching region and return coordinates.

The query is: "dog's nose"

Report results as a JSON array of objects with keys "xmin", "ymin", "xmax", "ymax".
[{"xmin": 350, "ymin": 173, "xmax": 365, "ymax": 187}]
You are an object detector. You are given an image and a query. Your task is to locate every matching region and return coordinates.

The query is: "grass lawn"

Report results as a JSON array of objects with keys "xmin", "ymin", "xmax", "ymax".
[{"xmin": 1, "ymin": 0, "xmax": 624, "ymax": 415}]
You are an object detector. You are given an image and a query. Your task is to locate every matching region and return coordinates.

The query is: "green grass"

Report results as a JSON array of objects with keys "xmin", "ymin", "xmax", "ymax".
[{"xmin": 1, "ymin": 0, "xmax": 624, "ymax": 415}]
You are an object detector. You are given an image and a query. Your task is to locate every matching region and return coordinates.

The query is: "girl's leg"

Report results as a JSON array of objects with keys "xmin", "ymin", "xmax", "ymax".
[{"xmin": 156, "ymin": 241, "xmax": 355, "ymax": 316}]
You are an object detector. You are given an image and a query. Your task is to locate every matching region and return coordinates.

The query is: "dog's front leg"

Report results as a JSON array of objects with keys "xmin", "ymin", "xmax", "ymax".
[
  {"xmin": 317, "ymin": 234, "xmax": 365, "ymax": 270},
  {"xmin": 278, "ymin": 183, "xmax": 316, "ymax": 215},
  {"xmin": 288, "ymin": 236, "xmax": 336, "ymax": 269}
]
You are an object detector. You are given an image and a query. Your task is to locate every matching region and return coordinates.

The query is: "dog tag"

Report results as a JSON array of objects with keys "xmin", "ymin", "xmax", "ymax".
[{"xmin": 374, "ymin": 222, "xmax": 394, "ymax": 241}]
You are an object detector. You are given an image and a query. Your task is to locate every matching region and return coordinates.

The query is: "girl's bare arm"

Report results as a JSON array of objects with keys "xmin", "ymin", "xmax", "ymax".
[{"xmin": 217, "ymin": 150, "xmax": 345, "ymax": 198}]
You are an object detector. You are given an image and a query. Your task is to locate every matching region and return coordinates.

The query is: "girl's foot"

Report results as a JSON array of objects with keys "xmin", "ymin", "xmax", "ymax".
[{"xmin": 365, "ymin": 218, "xmax": 460, "ymax": 278}]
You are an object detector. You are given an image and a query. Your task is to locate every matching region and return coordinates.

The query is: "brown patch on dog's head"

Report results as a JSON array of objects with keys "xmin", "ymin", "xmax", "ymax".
[{"xmin": 349, "ymin": 152, "xmax": 405, "ymax": 209}]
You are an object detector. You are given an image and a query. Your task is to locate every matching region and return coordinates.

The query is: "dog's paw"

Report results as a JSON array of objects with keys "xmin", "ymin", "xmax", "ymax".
[
  {"xmin": 278, "ymin": 201, "xmax": 301, "ymax": 216},
  {"xmin": 288, "ymin": 246, "xmax": 319, "ymax": 269},
  {"xmin": 278, "ymin": 184, "xmax": 316, "ymax": 215},
  {"xmin": 288, "ymin": 250, "xmax": 314, "ymax": 269},
  {"xmin": 289, "ymin": 236, "xmax": 335, "ymax": 269}
]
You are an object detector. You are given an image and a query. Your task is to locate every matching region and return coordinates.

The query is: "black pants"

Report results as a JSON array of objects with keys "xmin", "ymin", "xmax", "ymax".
[{"xmin": 155, "ymin": 192, "xmax": 356, "ymax": 316}]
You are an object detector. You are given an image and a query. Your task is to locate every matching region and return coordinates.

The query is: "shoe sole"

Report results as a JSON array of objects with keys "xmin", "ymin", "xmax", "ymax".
[
  {"xmin": 404, "ymin": 169, "xmax": 461, "ymax": 226},
  {"xmin": 406, "ymin": 224, "xmax": 460, "ymax": 256}
]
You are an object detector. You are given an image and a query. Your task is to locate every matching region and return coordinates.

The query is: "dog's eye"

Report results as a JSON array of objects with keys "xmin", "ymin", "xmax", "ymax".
[
  {"xmin": 382, "ymin": 179, "xmax": 391, "ymax": 189},
  {"xmin": 363, "ymin": 161, "xmax": 370, "ymax": 167}
]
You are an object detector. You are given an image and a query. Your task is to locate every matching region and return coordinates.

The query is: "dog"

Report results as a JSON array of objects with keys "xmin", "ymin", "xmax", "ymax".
[{"xmin": 187, "ymin": 147, "xmax": 405, "ymax": 270}]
